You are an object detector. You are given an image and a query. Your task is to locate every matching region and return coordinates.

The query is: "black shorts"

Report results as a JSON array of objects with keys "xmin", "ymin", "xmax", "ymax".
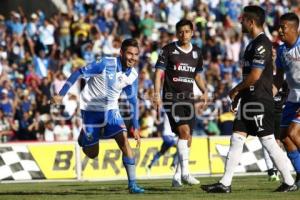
[
  {"xmin": 233, "ymin": 100, "xmax": 274, "ymax": 137},
  {"xmin": 163, "ymin": 102, "xmax": 195, "ymax": 135},
  {"xmin": 274, "ymin": 112, "xmax": 282, "ymax": 140}
]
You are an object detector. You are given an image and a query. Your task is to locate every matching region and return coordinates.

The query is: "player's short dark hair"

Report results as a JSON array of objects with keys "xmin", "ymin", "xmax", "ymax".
[
  {"xmin": 243, "ymin": 5, "xmax": 265, "ymax": 27},
  {"xmin": 280, "ymin": 12, "xmax": 299, "ymax": 29},
  {"xmin": 121, "ymin": 38, "xmax": 139, "ymax": 52},
  {"xmin": 176, "ymin": 19, "xmax": 193, "ymax": 32}
]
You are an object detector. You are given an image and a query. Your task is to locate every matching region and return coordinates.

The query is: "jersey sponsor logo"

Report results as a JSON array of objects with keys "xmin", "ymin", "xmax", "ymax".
[
  {"xmin": 192, "ymin": 51, "xmax": 198, "ymax": 59},
  {"xmin": 173, "ymin": 76, "xmax": 194, "ymax": 83},
  {"xmin": 285, "ymin": 54, "xmax": 300, "ymax": 61},
  {"xmin": 173, "ymin": 63, "xmax": 196, "ymax": 72}
]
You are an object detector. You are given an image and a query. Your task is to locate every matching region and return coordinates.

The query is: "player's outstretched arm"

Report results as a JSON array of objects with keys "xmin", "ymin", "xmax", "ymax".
[{"xmin": 57, "ymin": 59, "xmax": 106, "ymax": 98}]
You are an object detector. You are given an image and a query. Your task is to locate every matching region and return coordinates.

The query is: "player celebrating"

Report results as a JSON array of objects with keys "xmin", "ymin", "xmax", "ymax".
[
  {"xmin": 51, "ymin": 39, "xmax": 144, "ymax": 194},
  {"xmin": 153, "ymin": 19, "xmax": 208, "ymax": 186},
  {"xmin": 201, "ymin": 6, "xmax": 297, "ymax": 193},
  {"xmin": 274, "ymin": 12, "xmax": 300, "ymax": 187}
]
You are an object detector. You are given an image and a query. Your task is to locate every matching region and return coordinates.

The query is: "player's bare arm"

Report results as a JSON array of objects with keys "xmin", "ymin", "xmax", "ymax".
[
  {"xmin": 229, "ymin": 68, "xmax": 263, "ymax": 100},
  {"xmin": 194, "ymin": 73, "xmax": 208, "ymax": 108},
  {"xmin": 153, "ymin": 68, "xmax": 163, "ymax": 112}
]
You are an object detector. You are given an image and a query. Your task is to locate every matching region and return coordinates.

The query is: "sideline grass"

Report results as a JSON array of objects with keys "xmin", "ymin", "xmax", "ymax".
[{"xmin": 0, "ymin": 175, "xmax": 299, "ymax": 200}]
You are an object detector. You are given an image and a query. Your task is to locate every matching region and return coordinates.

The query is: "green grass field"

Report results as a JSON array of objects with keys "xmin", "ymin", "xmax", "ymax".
[{"xmin": 0, "ymin": 175, "xmax": 299, "ymax": 200}]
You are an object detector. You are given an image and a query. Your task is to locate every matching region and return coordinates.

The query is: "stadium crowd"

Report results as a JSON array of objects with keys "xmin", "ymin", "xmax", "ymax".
[{"xmin": 0, "ymin": 0, "xmax": 299, "ymax": 142}]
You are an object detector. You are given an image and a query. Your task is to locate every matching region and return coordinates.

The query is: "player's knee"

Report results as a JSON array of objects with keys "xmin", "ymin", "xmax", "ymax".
[
  {"xmin": 287, "ymin": 124, "xmax": 300, "ymax": 140},
  {"xmin": 83, "ymin": 145, "xmax": 99, "ymax": 159},
  {"xmin": 83, "ymin": 150, "xmax": 98, "ymax": 159}
]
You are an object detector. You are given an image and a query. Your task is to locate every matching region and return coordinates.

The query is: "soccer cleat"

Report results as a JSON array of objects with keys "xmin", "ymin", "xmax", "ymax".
[
  {"xmin": 129, "ymin": 183, "xmax": 145, "ymax": 194},
  {"xmin": 274, "ymin": 183, "xmax": 298, "ymax": 192},
  {"xmin": 268, "ymin": 174, "xmax": 280, "ymax": 182},
  {"xmin": 201, "ymin": 182, "xmax": 231, "ymax": 193},
  {"xmin": 172, "ymin": 176, "xmax": 183, "ymax": 187},
  {"xmin": 182, "ymin": 174, "xmax": 200, "ymax": 185}
]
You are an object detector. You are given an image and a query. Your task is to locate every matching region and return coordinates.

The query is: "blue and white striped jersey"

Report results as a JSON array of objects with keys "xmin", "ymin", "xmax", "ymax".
[
  {"xmin": 59, "ymin": 56, "xmax": 139, "ymax": 128},
  {"xmin": 276, "ymin": 37, "xmax": 300, "ymax": 103}
]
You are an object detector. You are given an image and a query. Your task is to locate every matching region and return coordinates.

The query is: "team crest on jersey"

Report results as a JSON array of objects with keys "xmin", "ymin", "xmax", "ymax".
[{"xmin": 192, "ymin": 51, "xmax": 198, "ymax": 59}]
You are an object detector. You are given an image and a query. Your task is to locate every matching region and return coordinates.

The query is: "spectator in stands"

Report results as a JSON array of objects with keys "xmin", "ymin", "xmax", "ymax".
[{"xmin": 53, "ymin": 119, "xmax": 72, "ymax": 141}]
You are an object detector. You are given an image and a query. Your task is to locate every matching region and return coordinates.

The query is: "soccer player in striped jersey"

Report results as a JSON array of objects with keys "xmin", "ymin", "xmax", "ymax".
[{"xmin": 51, "ymin": 39, "xmax": 144, "ymax": 194}]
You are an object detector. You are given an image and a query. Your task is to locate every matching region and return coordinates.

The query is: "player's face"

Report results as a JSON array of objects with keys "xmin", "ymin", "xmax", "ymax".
[
  {"xmin": 122, "ymin": 46, "xmax": 139, "ymax": 68},
  {"xmin": 278, "ymin": 20, "xmax": 297, "ymax": 43},
  {"xmin": 240, "ymin": 14, "xmax": 252, "ymax": 33},
  {"xmin": 176, "ymin": 25, "xmax": 193, "ymax": 45}
]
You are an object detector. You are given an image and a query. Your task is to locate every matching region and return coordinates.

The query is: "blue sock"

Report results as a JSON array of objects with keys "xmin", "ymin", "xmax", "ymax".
[
  {"xmin": 122, "ymin": 156, "xmax": 136, "ymax": 187},
  {"xmin": 287, "ymin": 150, "xmax": 300, "ymax": 173},
  {"xmin": 149, "ymin": 152, "xmax": 161, "ymax": 168}
]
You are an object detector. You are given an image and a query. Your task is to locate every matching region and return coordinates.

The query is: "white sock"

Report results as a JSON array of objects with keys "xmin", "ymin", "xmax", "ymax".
[
  {"xmin": 220, "ymin": 133, "xmax": 246, "ymax": 186},
  {"xmin": 260, "ymin": 135, "xmax": 294, "ymax": 185},
  {"xmin": 177, "ymin": 139, "xmax": 189, "ymax": 176},
  {"xmin": 263, "ymin": 146, "xmax": 274, "ymax": 170}
]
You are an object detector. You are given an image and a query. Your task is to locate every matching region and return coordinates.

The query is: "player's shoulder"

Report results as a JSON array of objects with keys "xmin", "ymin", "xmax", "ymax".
[
  {"xmin": 254, "ymin": 34, "xmax": 272, "ymax": 48},
  {"xmin": 162, "ymin": 42, "xmax": 176, "ymax": 51},
  {"xmin": 192, "ymin": 44, "xmax": 202, "ymax": 54}
]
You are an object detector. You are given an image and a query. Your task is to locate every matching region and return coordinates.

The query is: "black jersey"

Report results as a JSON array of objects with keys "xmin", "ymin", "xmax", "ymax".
[
  {"xmin": 155, "ymin": 42, "xmax": 203, "ymax": 102},
  {"xmin": 274, "ymin": 80, "xmax": 289, "ymax": 113},
  {"xmin": 240, "ymin": 33, "xmax": 273, "ymax": 102}
]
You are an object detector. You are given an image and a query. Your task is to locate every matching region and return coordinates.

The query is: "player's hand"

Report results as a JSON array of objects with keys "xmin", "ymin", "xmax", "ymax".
[
  {"xmin": 272, "ymin": 84, "xmax": 278, "ymax": 97},
  {"xmin": 230, "ymin": 96, "xmax": 239, "ymax": 113},
  {"xmin": 133, "ymin": 129, "xmax": 141, "ymax": 148},
  {"xmin": 152, "ymin": 92, "xmax": 162, "ymax": 117},
  {"xmin": 51, "ymin": 95, "xmax": 63, "ymax": 105},
  {"xmin": 229, "ymin": 88, "xmax": 238, "ymax": 102},
  {"xmin": 229, "ymin": 88, "xmax": 239, "ymax": 113}
]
